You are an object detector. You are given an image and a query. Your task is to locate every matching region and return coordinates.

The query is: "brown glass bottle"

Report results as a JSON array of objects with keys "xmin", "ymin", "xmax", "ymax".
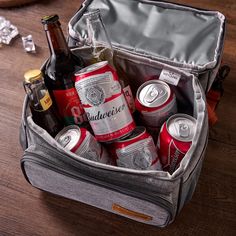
[
  {"xmin": 41, "ymin": 14, "xmax": 87, "ymax": 126},
  {"xmin": 23, "ymin": 69, "xmax": 63, "ymax": 137}
]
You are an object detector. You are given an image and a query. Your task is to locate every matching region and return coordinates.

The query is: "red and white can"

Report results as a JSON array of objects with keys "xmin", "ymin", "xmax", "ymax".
[
  {"xmin": 55, "ymin": 125, "xmax": 112, "ymax": 164},
  {"xmin": 111, "ymin": 126, "xmax": 162, "ymax": 170},
  {"xmin": 157, "ymin": 114, "xmax": 197, "ymax": 174},
  {"xmin": 135, "ymin": 80, "xmax": 177, "ymax": 138},
  {"xmin": 75, "ymin": 61, "xmax": 136, "ymax": 142}
]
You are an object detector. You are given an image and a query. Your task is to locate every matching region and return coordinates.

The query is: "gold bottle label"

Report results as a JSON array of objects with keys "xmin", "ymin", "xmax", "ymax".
[{"xmin": 40, "ymin": 91, "xmax": 52, "ymax": 111}]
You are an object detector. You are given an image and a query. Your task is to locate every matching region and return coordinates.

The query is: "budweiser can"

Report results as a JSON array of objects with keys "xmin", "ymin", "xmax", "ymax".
[
  {"xmin": 55, "ymin": 125, "xmax": 111, "ymax": 164},
  {"xmin": 112, "ymin": 126, "xmax": 162, "ymax": 170},
  {"xmin": 157, "ymin": 114, "xmax": 197, "ymax": 174},
  {"xmin": 75, "ymin": 61, "xmax": 136, "ymax": 142},
  {"xmin": 135, "ymin": 80, "xmax": 177, "ymax": 139}
]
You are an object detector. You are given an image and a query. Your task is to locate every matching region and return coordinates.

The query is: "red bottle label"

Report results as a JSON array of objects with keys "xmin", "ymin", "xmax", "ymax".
[
  {"xmin": 123, "ymin": 85, "xmax": 135, "ymax": 113},
  {"xmin": 53, "ymin": 88, "xmax": 86, "ymax": 125}
]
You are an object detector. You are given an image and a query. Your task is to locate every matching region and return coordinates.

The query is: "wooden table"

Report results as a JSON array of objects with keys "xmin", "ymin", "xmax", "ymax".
[{"xmin": 0, "ymin": 0, "xmax": 235, "ymax": 235}]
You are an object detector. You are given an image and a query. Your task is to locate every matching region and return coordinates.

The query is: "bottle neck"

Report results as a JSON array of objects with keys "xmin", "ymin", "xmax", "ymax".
[
  {"xmin": 85, "ymin": 14, "xmax": 114, "ymax": 67},
  {"xmin": 24, "ymin": 79, "xmax": 45, "ymax": 110},
  {"xmin": 44, "ymin": 23, "xmax": 70, "ymax": 57},
  {"xmin": 87, "ymin": 17, "xmax": 113, "ymax": 50}
]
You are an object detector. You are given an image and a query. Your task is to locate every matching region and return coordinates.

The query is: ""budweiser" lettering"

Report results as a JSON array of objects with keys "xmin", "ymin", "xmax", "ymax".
[
  {"xmin": 169, "ymin": 148, "xmax": 180, "ymax": 174},
  {"xmin": 86, "ymin": 104, "xmax": 126, "ymax": 121}
]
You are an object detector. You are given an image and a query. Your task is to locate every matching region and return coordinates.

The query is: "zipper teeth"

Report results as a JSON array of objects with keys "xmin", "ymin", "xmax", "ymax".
[
  {"xmin": 24, "ymin": 109, "xmax": 172, "ymax": 177},
  {"xmin": 22, "ymin": 152, "xmax": 173, "ymax": 219}
]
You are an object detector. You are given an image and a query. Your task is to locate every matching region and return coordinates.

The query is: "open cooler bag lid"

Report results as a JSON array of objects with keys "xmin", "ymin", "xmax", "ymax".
[
  {"xmin": 20, "ymin": 1, "xmax": 212, "ymax": 226},
  {"xmin": 69, "ymin": 0, "xmax": 225, "ymax": 73}
]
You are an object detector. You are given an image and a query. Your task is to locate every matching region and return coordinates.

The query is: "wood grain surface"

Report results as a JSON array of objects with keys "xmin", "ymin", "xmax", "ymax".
[
  {"xmin": 0, "ymin": 0, "xmax": 235, "ymax": 235},
  {"xmin": 0, "ymin": 0, "xmax": 37, "ymax": 8}
]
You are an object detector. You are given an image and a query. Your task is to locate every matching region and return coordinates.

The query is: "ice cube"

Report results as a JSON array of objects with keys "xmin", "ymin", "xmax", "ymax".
[
  {"xmin": 0, "ymin": 19, "xmax": 19, "ymax": 45},
  {"xmin": 0, "ymin": 25, "xmax": 19, "ymax": 44},
  {"xmin": 0, "ymin": 16, "xmax": 6, "ymax": 30},
  {"xmin": 21, "ymin": 35, "xmax": 36, "ymax": 53}
]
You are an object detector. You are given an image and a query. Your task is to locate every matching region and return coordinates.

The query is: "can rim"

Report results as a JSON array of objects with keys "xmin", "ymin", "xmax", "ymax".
[
  {"xmin": 75, "ymin": 61, "xmax": 108, "ymax": 76},
  {"xmin": 136, "ymin": 80, "xmax": 171, "ymax": 109},
  {"xmin": 115, "ymin": 126, "xmax": 146, "ymax": 143},
  {"xmin": 166, "ymin": 113, "xmax": 196, "ymax": 142},
  {"xmin": 55, "ymin": 125, "xmax": 81, "ymax": 151}
]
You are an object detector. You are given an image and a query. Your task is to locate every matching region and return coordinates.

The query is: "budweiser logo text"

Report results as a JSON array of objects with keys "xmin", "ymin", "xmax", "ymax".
[
  {"xmin": 75, "ymin": 61, "xmax": 135, "ymax": 142},
  {"xmin": 169, "ymin": 142, "xmax": 182, "ymax": 174},
  {"xmin": 86, "ymin": 104, "xmax": 126, "ymax": 121}
]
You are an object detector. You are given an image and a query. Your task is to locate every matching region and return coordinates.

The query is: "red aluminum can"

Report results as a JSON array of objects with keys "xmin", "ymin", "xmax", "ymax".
[
  {"xmin": 75, "ymin": 61, "xmax": 136, "ymax": 142},
  {"xmin": 157, "ymin": 114, "xmax": 197, "ymax": 174},
  {"xmin": 135, "ymin": 80, "xmax": 177, "ymax": 139},
  {"xmin": 111, "ymin": 126, "xmax": 162, "ymax": 170},
  {"xmin": 55, "ymin": 125, "xmax": 112, "ymax": 164}
]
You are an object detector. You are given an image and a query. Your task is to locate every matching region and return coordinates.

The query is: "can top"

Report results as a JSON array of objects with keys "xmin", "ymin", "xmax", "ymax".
[
  {"xmin": 24, "ymin": 69, "xmax": 43, "ymax": 84},
  {"xmin": 167, "ymin": 114, "xmax": 196, "ymax": 142},
  {"xmin": 116, "ymin": 126, "xmax": 146, "ymax": 143},
  {"xmin": 75, "ymin": 61, "xmax": 108, "ymax": 76},
  {"xmin": 55, "ymin": 126, "xmax": 81, "ymax": 151},
  {"xmin": 137, "ymin": 80, "xmax": 171, "ymax": 108}
]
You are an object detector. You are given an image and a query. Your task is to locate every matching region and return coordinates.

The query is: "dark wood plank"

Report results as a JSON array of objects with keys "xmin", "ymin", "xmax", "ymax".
[
  {"xmin": 0, "ymin": 0, "xmax": 235, "ymax": 235},
  {"xmin": 0, "ymin": 0, "xmax": 37, "ymax": 8}
]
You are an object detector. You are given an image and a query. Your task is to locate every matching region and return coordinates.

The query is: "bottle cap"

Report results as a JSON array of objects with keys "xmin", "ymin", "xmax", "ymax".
[
  {"xmin": 24, "ymin": 69, "xmax": 43, "ymax": 83},
  {"xmin": 41, "ymin": 15, "xmax": 59, "ymax": 25}
]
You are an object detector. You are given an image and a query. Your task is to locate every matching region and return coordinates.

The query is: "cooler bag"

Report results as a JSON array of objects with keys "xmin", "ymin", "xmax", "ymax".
[{"xmin": 19, "ymin": 0, "xmax": 225, "ymax": 227}]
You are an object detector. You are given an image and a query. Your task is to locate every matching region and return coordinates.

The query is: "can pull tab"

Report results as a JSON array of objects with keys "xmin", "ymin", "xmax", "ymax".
[
  {"xmin": 144, "ymin": 86, "xmax": 160, "ymax": 103},
  {"xmin": 61, "ymin": 135, "xmax": 71, "ymax": 147},
  {"xmin": 178, "ymin": 123, "xmax": 190, "ymax": 138}
]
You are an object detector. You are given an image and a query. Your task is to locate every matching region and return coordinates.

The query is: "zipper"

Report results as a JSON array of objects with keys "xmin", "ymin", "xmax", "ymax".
[
  {"xmin": 22, "ymin": 149, "xmax": 174, "ymax": 209},
  {"xmin": 23, "ymin": 93, "xmax": 206, "ymax": 180},
  {"xmin": 22, "ymin": 151, "xmax": 173, "ymax": 225},
  {"xmin": 23, "ymin": 103, "xmax": 174, "ymax": 177}
]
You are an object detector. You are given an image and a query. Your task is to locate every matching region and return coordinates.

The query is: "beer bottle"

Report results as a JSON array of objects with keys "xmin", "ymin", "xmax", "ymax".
[
  {"xmin": 84, "ymin": 9, "xmax": 135, "ymax": 113},
  {"xmin": 41, "ymin": 14, "xmax": 87, "ymax": 126},
  {"xmin": 83, "ymin": 9, "xmax": 113, "ymax": 66},
  {"xmin": 23, "ymin": 69, "xmax": 63, "ymax": 137}
]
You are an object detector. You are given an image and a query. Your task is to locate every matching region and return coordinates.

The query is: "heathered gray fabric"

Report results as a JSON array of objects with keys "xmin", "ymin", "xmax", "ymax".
[
  {"xmin": 19, "ymin": 1, "xmax": 214, "ymax": 225},
  {"xmin": 20, "ymin": 55, "xmax": 207, "ymax": 226},
  {"xmin": 24, "ymin": 162, "xmax": 170, "ymax": 227},
  {"xmin": 21, "ymin": 61, "xmax": 207, "ymax": 226}
]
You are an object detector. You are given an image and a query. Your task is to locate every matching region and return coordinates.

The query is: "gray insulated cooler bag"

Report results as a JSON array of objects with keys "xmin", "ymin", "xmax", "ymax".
[{"xmin": 20, "ymin": 0, "xmax": 225, "ymax": 227}]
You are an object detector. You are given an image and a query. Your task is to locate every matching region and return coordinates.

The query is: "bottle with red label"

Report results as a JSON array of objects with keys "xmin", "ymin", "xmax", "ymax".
[{"xmin": 41, "ymin": 14, "xmax": 87, "ymax": 126}]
